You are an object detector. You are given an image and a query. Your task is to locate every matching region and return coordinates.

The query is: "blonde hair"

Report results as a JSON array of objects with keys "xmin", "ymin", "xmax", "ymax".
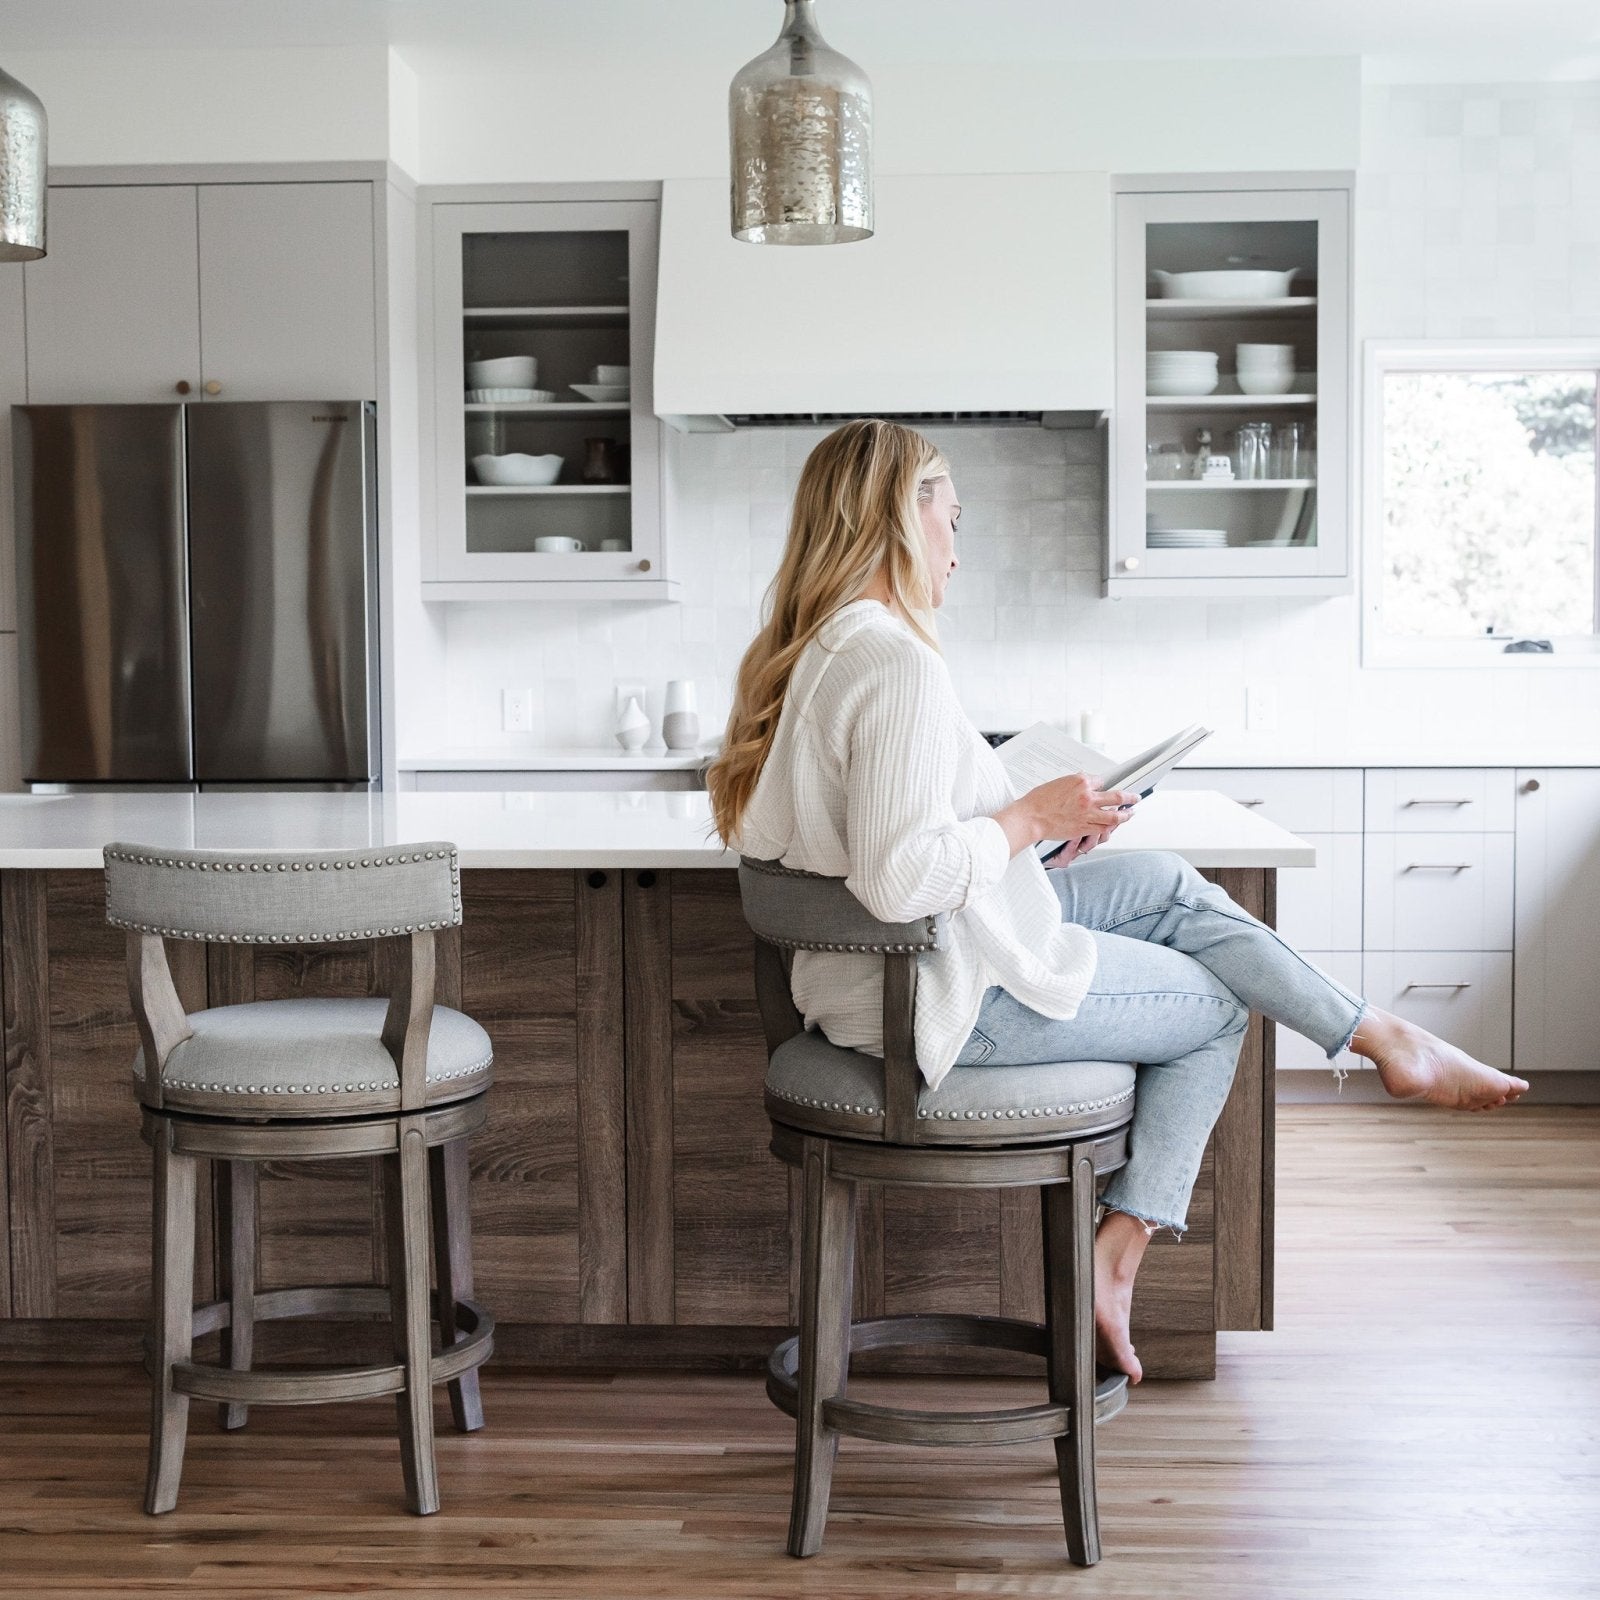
[{"xmin": 706, "ymin": 418, "xmax": 950, "ymax": 843}]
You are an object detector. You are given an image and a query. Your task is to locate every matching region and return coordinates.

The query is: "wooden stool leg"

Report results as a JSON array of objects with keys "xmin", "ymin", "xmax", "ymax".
[
  {"xmin": 145, "ymin": 1124, "xmax": 197, "ymax": 1515},
  {"xmin": 428, "ymin": 1137, "xmax": 484, "ymax": 1433},
  {"xmin": 384, "ymin": 1116, "xmax": 440, "ymax": 1515},
  {"xmin": 1043, "ymin": 1145, "xmax": 1103, "ymax": 1567},
  {"xmin": 215, "ymin": 1159, "xmax": 257, "ymax": 1431},
  {"xmin": 788, "ymin": 1137, "xmax": 857, "ymax": 1559}
]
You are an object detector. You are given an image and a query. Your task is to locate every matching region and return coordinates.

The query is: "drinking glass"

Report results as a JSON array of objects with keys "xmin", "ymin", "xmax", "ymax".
[{"xmin": 1275, "ymin": 421, "xmax": 1305, "ymax": 480}]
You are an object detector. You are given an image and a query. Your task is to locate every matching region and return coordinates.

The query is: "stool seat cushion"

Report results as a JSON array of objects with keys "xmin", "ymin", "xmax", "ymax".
[
  {"xmin": 135, "ymin": 997, "xmax": 493, "ymax": 1117},
  {"xmin": 766, "ymin": 1029, "xmax": 1135, "ymax": 1146}
]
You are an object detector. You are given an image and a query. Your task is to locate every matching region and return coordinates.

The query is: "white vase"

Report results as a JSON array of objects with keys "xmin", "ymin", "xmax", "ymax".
[
  {"xmin": 663, "ymin": 710, "xmax": 700, "ymax": 751},
  {"xmin": 615, "ymin": 695, "xmax": 650, "ymax": 752}
]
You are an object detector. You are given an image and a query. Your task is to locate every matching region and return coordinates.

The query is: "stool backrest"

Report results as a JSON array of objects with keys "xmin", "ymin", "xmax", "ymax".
[
  {"xmin": 737, "ymin": 857, "xmax": 947, "ymax": 1144},
  {"xmin": 104, "ymin": 842, "xmax": 462, "ymax": 1114}
]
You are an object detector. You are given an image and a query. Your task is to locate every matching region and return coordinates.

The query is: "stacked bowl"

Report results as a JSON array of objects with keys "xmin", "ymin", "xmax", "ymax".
[
  {"xmin": 1147, "ymin": 349, "xmax": 1219, "ymax": 397},
  {"xmin": 1235, "ymin": 343, "xmax": 1297, "ymax": 395}
]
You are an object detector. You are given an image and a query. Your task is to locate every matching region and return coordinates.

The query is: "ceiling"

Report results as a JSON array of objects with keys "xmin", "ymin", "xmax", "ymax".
[{"xmin": 0, "ymin": 0, "xmax": 1595, "ymax": 80}]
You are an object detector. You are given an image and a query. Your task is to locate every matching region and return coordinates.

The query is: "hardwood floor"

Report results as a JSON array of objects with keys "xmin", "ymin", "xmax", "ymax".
[{"xmin": 1, "ymin": 1104, "xmax": 1596, "ymax": 1598}]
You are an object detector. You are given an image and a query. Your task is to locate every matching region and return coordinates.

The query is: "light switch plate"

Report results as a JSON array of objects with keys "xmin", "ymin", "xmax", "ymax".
[
  {"xmin": 614, "ymin": 678, "xmax": 648, "ymax": 718},
  {"xmin": 1245, "ymin": 684, "xmax": 1278, "ymax": 733},
  {"xmin": 502, "ymin": 687, "xmax": 533, "ymax": 732}
]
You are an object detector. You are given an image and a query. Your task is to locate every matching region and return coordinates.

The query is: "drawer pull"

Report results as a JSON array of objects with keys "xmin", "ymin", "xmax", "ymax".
[
  {"xmin": 1402, "ymin": 798, "xmax": 1472, "ymax": 807},
  {"xmin": 1403, "ymin": 862, "xmax": 1472, "ymax": 872},
  {"xmin": 1402, "ymin": 981, "xmax": 1473, "ymax": 991},
  {"xmin": 1234, "ymin": 798, "xmax": 1267, "ymax": 807}
]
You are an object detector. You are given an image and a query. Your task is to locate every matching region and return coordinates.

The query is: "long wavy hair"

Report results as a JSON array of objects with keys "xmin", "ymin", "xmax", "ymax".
[{"xmin": 707, "ymin": 418, "xmax": 950, "ymax": 844}]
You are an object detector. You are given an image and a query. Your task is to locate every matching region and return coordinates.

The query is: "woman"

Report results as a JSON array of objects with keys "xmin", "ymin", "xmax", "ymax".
[{"xmin": 706, "ymin": 419, "xmax": 1528, "ymax": 1383}]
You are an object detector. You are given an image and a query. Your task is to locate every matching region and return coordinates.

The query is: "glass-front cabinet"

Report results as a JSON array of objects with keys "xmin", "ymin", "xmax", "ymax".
[
  {"xmin": 426, "ymin": 196, "xmax": 670, "ymax": 597},
  {"xmin": 1108, "ymin": 179, "xmax": 1352, "ymax": 596}
]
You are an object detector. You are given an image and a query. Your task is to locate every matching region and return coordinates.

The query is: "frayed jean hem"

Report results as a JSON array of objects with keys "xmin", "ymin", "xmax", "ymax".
[{"xmin": 1097, "ymin": 1199, "xmax": 1188, "ymax": 1241}]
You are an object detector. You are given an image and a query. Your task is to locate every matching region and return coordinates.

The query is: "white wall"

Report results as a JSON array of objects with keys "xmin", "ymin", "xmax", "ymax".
[{"xmin": 425, "ymin": 79, "xmax": 1600, "ymax": 766}]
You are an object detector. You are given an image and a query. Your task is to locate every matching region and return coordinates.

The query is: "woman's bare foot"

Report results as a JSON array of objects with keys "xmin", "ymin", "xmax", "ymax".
[
  {"xmin": 1093, "ymin": 1210, "xmax": 1155, "ymax": 1384},
  {"xmin": 1351, "ymin": 1007, "xmax": 1529, "ymax": 1110}
]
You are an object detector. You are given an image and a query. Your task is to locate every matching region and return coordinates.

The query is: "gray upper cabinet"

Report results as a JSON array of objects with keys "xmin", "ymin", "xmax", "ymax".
[
  {"xmin": 23, "ymin": 185, "xmax": 203, "ymax": 403},
  {"xmin": 24, "ymin": 181, "xmax": 376, "ymax": 406},
  {"xmin": 197, "ymin": 183, "xmax": 376, "ymax": 401}
]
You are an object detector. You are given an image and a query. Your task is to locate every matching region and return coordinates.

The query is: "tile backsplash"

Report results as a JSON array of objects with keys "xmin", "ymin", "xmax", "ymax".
[{"xmin": 428, "ymin": 80, "xmax": 1600, "ymax": 765}]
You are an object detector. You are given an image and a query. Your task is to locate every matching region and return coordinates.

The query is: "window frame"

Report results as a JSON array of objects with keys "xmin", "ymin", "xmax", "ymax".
[{"xmin": 1361, "ymin": 338, "xmax": 1600, "ymax": 669}]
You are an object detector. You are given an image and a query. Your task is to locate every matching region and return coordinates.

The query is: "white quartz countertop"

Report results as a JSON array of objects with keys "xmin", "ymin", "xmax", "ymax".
[
  {"xmin": 399, "ymin": 746, "xmax": 710, "ymax": 771},
  {"xmin": 0, "ymin": 788, "xmax": 1313, "ymax": 870}
]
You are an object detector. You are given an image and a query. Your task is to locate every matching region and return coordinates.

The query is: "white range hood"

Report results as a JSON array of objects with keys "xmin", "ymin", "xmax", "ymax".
[{"xmin": 653, "ymin": 172, "xmax": 1113, "ymax": 430}]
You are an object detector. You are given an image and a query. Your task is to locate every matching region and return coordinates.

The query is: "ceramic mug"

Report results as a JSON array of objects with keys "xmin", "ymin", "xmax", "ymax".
[{"xmin": 533, "ymin": 536, "xmax": 584, "ymax": 553}]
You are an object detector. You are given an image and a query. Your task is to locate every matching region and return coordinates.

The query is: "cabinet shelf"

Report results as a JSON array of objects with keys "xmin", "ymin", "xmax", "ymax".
[
  {"xmin": 1146, "ymin": 296, "xmax": 1317, "ymax": 319},
  {"xmin": 1147, "ymin": 479, "xmax": 1316, "ymax": 490},
  {"xmin": 464, "ymin": 401, "xmax": 630, "ymax": 415},
  {"xmin": 464, "ymin": 304, "xmax": 629, "ymax": 326},
  {"xmin": 466, "ymin": 484, "xmax": 631, "ymax": 497},
  {"xmin": 1146, "ymin": 392, "xmax": 1317, "ymax": 409}
]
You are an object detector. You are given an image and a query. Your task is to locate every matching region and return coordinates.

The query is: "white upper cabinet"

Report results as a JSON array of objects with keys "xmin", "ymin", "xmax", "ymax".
[
  {"xmin": 1107, "ymin": 176, "xmax": 1352, "ymax": 597},
  {"xmin": 197, "ymin": 183, "xmax": 376, "ymax": 401},
  {"xmin": 653, "ymin": 173, "xmax": 1113, "ymax": 425},
  {"xmin": 24, "ymin": 185, "xmax": 203, "ymax": 403},
  {"xmin": 24, "ymin": 181, "xmax": 377, "ymax": 406}
]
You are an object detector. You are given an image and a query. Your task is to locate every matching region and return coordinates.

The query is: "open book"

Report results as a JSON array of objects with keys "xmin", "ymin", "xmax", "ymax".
[{"xmin": 993, "ymin": 721, "xmax": 1213, "ymax": 863}]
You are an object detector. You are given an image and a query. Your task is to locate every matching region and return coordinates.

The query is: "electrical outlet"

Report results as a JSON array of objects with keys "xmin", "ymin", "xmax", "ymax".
[
  {"xmin": 502, "ymin": 687, "xmax": 533, "ymax": 733},
  {"xmin": 1245, "ymin": 684, "xmax": 1278, "ymax": 733}
]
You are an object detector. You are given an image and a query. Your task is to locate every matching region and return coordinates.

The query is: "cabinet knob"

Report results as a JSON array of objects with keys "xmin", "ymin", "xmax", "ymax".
[
  {"xmin": 637, "ymin": 559, "xmax": 652, "ymax": 573},
  {"xmin": 1120, "ymin": 556, "xmax": 1140, "ymax": 572},
  {"xmin": 586, "ymin": 870, "xmax": 608, "ymax": 889},
  {"xmin": 1523, "ymin": 778, "xmax": 1541, "ymax": 793},
  {"xmin": 203, "ymin": 379, "xmax": 222, "ymax": 396},
  {"xmin": 174, "ymin": 380, "xmax": 192, "ymax": 395}
]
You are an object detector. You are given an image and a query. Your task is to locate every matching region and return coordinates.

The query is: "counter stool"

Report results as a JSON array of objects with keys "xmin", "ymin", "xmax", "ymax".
[
  {"xmin": 105, "ymin": 840, "xmax": 496, "ymax": 1517},
  {"xmin": 738, "ymin": 857, "xmax": 1138, "ymax": 1566}
]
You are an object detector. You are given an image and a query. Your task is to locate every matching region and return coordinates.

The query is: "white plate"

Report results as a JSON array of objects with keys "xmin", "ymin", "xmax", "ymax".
[
  {"xmin": 1147, "ymin": 376, "xmax": 1220, "ymax": 397},
  {"xmin": 465, "ymin": 387, "xmax": 556, "ymax": 403},
  {"xmin": 571, "ymin": 383, "xmax": 630, "ymax": 403}
]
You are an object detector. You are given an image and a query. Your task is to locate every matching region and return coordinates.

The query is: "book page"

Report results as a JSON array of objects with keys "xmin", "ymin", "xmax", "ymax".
[{"xmin": 992, "ymin": 723, "xmax": 1113, "ymax": 793}]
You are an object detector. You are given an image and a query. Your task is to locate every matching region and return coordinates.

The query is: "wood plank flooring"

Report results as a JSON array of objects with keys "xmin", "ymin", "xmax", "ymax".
[{"xmin": 0, "ymin": 1104, "xmax": 1596, "ymax": 1598}]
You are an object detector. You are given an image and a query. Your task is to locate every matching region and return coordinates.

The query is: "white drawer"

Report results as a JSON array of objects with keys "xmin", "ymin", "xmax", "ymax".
[
  {"xmin": 1361, "ymin": 951, "xmax": 1513, "ymax": 1071},
  {"xmin": 1275, "ymin": 950, "xmax": 1364, "ymax": 1070},
  {"xmin": 1363, "ymin": 832, "xmax": 1513, "ymax": 951},
  {"xmin": 412, "ymin": 769, "xmax": 701, "ymax": 792},
  {"xmin": 1364, "ymin": 768, "xmax": 1514, "ymax": 832},
  {"xmin": 1275, "ymin": 832, "xmax": 1362, "ymax": 950},
  {"xmin": 1165, "ymin": 768, "xmax": 1362, "ymax": 833}
]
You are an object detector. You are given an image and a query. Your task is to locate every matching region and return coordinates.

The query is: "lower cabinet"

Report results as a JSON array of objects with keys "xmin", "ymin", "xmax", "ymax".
[{"xmin": 1360, "ymin": 951, "xmax": 1514, "ymax": 1071}]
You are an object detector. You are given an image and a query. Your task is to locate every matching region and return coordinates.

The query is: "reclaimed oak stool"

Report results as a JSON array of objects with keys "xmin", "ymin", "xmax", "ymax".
[
  {"xmin": 738, "ymin": 857, "xmax": 1138, "ymax": 1566},
  {"xmin": 105, "ymin": 840, "xmax": 495, "ymax": 1516}
]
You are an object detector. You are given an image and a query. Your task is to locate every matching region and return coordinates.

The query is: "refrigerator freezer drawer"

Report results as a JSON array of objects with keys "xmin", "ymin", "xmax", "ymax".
[
  {"xmin": 186, "ymin": 401, "xmax": 379, "ymax": 783},
  {"xmin": 14, "ymin": 405, "xmax": 194, "ymax": 782}
]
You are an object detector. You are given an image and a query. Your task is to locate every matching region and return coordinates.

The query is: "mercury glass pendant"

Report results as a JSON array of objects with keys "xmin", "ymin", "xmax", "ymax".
[
  {"xmin": 729, "ymin": 0, "xmax": 872, "ymax": 245},
  {"xmin": 0, "ymin": 64, "xmax": 46, "ymax": 262}
]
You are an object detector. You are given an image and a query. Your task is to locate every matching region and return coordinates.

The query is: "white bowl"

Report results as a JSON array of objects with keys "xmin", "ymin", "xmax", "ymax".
[
  {"xmin": 591, "ymin": 364, "xmax": 631, "ymax": 385},
  {"xmin": 1236, "ymin": 343, "xmax": 1296, "ymax": 362},
  {"xmin": 1235, "ymin": 371, "xmax": 1298, "ymax": 395},
  {"xmin": 1147, "ymin": 374, "xmax": 1220, "ymax": 397},
  {"xmin": 465, "ymin": 387, "xmax": 557, "ymax": 404},
  {"xmin": 466, "ymin": 356, "xmax": 538, "ymax": 388},
  {"xmin": 571, "ymin": 382, "xmax": 629, "ymax": 403},
  {"xmin": 1151, "ymin": 268, "xmax": 1301, "ymax": 300},
  {"xmin": 472, "ymin": 452, "xmax": 563, "ymax": 486}
]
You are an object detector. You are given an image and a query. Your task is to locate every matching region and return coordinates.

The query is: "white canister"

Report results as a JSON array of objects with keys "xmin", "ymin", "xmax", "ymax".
[
  {"xmin": 662, "ymin": 680, "xmax": 700, "ymax": 750},
  {"xmin": 1080, "ymin": 710, "xmax": 1108, "ymax": 749}
]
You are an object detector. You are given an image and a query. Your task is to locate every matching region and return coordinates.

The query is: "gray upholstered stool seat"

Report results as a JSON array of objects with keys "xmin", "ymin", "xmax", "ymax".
[
  {"xmin": 767, "ymin": 1031, "xmax": 1135, "ymax": 1145},
  {"xmin": 134, "ymin": 998, "xmax": 494, "ymax": 1116}
]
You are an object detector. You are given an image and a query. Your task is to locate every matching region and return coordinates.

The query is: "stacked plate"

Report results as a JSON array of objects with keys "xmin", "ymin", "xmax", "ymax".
[
  {"xmin": 1147, "ymin": 349, "xmax": 1219, "ymax": 397},
  {"xmin": 1147, "ymin": 527, "xmax": 1227, "ymax": 549}
]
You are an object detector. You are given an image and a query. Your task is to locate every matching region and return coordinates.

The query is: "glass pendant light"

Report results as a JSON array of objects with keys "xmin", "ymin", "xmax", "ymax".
[
  {"xmin": 0, "ymin": 64, "xmax": 46, "ymax": 262},
  {"xmin": 729, "ymin": 0, "xmax": 872, "ymax": 246}
]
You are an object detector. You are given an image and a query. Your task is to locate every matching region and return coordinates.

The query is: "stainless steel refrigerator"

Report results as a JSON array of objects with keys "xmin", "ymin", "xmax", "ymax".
[{"xmin": 14, "ymin": 401, "xmax": 380, "ymax": 788}]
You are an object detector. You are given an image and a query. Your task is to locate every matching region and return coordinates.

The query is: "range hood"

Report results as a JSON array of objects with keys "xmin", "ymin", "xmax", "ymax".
[
  {"xmin": 654, "ymin": 174, "xmax": 1114, "ymax": 433},
  {"xmin": 691, "ymin": 409, "xmax": 1104, "ymax": 433}
]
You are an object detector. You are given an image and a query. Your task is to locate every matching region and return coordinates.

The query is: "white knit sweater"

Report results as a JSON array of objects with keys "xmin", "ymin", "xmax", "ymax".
[{"xmin": 733, "ymin": 600, "xmax": 1098, "ymax": 1090}]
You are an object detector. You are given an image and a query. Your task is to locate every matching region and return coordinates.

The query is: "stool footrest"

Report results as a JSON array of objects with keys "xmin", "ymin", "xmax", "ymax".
[
  {"xmin": 767, "ymin": 1314, "xmax": 1129, "ymax": 1446},
  {"xmin": 159, "ymin": 1288, "xmax": 494, "ymax": 1408}
]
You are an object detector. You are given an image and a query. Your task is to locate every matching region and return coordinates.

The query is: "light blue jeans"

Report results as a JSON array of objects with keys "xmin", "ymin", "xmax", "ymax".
[{"xmin": 952, "ymin": 849, "xmax": 1366, "ymax": 1234}]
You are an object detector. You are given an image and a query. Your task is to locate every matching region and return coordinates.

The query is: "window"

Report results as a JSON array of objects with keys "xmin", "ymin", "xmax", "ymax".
[{"xmin": 1364, "ymin": 342, "xmax": 1600, "ymax": 663}]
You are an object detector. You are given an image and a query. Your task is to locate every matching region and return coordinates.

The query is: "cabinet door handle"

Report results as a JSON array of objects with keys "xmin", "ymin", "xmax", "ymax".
[
  {"xmin": 637, "ymin": 559, "xmax": 652, "ymax": 572},
  {"xmin": 204, "ymin": 379, "xmax": 222, "ymax": 396},
  {"xmin": 1402, "ymin": 981, "xmax": 1473, "ymax": 991},
  {"xmin": 1522, "ymin": 778, "xmax": 1541, "ymax": 793},
  {"xmin": 1235, "ymin": 798, "xmax": 1267, "ymax": 807},
  {"xmin": 1403, "ymin": 862, "xmax": 1472, "ymax": 872},
  {"xmin": 174, "ymin": 380, "xmax": 192, "ymax": 395},
  {"xmin": 1402, "ymin": 797, "xmax": 1471, "ymax": 807},
  {"xmin": 1120, "ymin": 556, "xmax": 1140, "ymax": 572}
]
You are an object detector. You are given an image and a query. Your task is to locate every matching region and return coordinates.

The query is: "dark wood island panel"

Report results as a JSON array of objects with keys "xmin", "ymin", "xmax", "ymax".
[{"xmin": 0, "ymin": 866, "xmax": 1273, "ymax": 1378}]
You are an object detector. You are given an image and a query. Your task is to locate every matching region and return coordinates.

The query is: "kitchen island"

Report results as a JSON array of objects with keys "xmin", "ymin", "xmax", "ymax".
[{"xmin": 0, "ymin": 789, "xmax": 1311, "ymax": 1380}]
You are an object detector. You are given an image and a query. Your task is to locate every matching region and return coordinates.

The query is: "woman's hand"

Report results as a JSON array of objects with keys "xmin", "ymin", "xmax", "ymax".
[{"xmin": 993, "ymin": 774, "xmax": 1140, "ymax": 860}]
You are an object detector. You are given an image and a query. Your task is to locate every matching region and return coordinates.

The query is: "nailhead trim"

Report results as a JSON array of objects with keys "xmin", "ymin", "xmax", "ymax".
[
  {"xmin": 142, "ymin": 1052, "xmax": 493, "ymax": 1098},
  {"xmin": 104, "ymin": 844, "xmax": 463, "ymax": 942},
  {"xmin": 769, "ymin": 1082, "xmax": 1135, "ymax": 1122}
]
